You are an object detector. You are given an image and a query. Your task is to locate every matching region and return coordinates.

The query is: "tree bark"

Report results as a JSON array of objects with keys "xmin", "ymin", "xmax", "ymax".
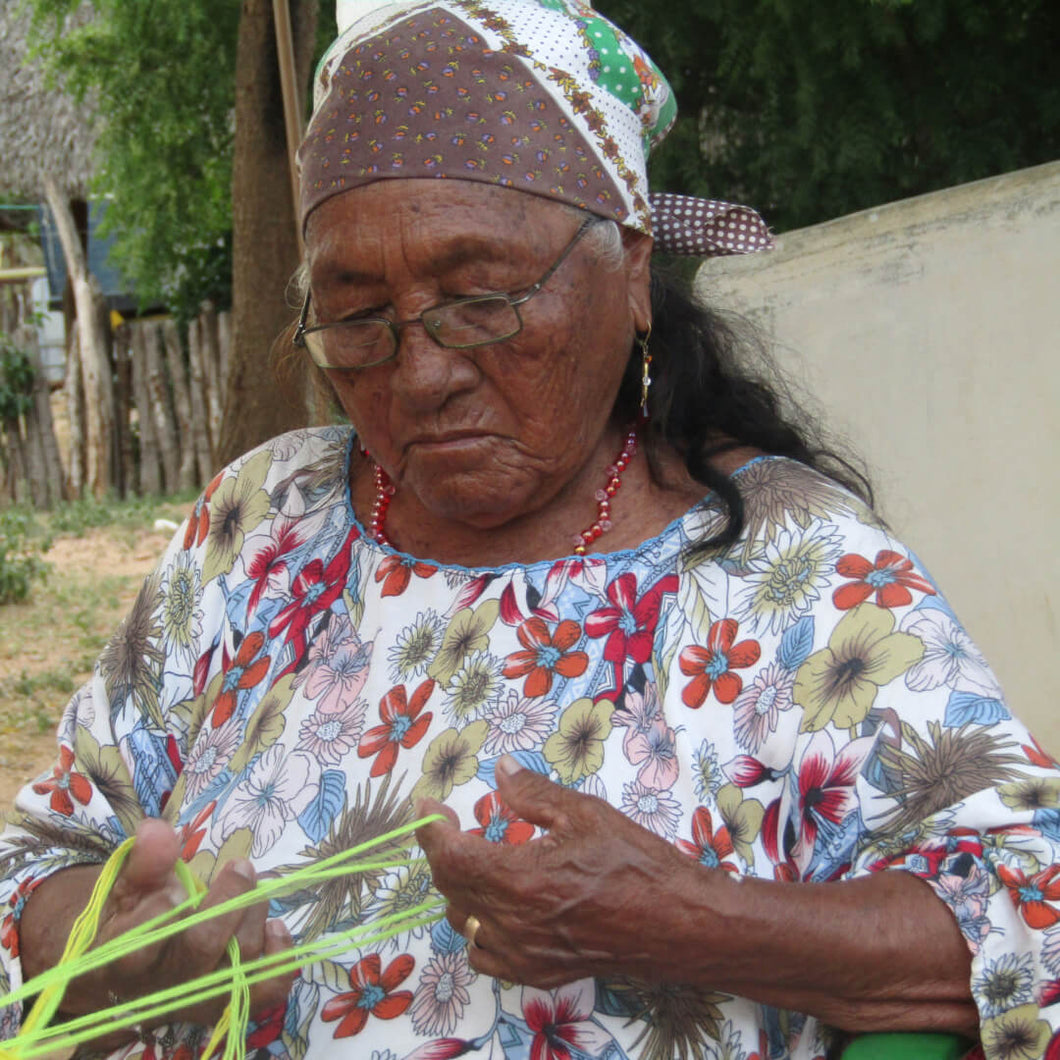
[
  {"xmin": 163, "ymin": 319, "xmax": 198, "ymax": 491},
  {"xmin": 44, "ymin": 181, "xmax": 116, "ymax": 498},
  {"xmin": 144, "ymin": 322, "xmax": 181, "ymax": 492},
  {"xmin": 218, "ymin": 0, "xmax": 318, "ymax": 467},
  {"xmin": 130, "ymin": 323, "xmax": 162, "ymax": 496}
]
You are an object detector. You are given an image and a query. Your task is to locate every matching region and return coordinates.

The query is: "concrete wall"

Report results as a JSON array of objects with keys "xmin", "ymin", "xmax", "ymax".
[{"xmin": 695, "ymin": 161, "xmax": 1060, "ymax": 751}]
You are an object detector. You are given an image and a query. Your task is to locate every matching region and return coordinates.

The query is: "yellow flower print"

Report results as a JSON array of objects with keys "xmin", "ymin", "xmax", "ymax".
[
  {"xmin": 428, "ymin": 599, "xmax": 500, "ymax": 688},
  {"xmin": 795, "ymin": 603, "xmax": 923, "ymax": 733},
  {"xmin": 412, "ymin": 721, "xmax": 488, "ymax": 803},
  {"xmin": 202, "ymin": 449, "xmax": 273, "ymax": 583},
  {"xmin": 543, "ymin": 697, "xmax": 614, "ymax": 785},
  {"xmin": 980, "ymin": 1003, "xmax": 1051, "ymax": 1060}
]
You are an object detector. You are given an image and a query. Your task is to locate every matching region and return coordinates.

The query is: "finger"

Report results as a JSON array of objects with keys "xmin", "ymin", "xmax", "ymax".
[
  {"xmin": 415, "ymin": 797, "xmax": 461, "ymax": 858},
  {"xmin": 177, "ymin": 858, "xmax": 260, "ymax": 973},
  {"xmin": 494, "ymin": 755, "xmax": 572, "ymax": 830},
  {"xmin": 110, "ymin": 818, "xmax": 182, "ymax": 904},
  {"xmin": 248, "ymin": 918, "xmax": 298, "ymax": 1017}
]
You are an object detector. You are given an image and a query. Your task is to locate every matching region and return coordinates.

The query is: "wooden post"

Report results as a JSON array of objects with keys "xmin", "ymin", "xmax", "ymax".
[
  {"xmin": 43, "ymin": 180, "xmax": 116, "ymax": 499},
  {"xmin": 130, "ymin": 322, "xmax": 162, "ymax": 495},
  {"xmin": 144, "ymin": 321, "xmax": 181, "ymax": 491},
  {"xmin": 187, "ymin": 315, "xmax": 215, "ymax": 480},
  {"xmin": 272, "ymin": 0, "xmax": 304, "ymax": 257},
  {"xmin": 162, "ymin": 318, "xmax": 198, "ymax": 491}
]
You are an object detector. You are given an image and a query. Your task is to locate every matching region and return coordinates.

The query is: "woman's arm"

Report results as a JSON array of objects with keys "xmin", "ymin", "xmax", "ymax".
[{"xmin": 418, "ymin": 755, "xmax": 979, "ymax": 1036}]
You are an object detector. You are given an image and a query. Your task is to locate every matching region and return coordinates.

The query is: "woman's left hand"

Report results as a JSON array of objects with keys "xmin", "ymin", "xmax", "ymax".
[{"xmin": 415, "ymin": 755, "xmax": 703, "ymax": 988}]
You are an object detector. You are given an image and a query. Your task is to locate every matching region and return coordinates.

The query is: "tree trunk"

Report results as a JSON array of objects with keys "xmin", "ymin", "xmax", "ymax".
[
  {"xmin": 63, "ymin": 327, "xmax": 84, "ymax": 499},
  {"xmin": 130, "ymin": 323, "xmax": 162, "ymax": 496},
  {"xmin": 218, "ymin": 0, "xmax": 318, "ymax": 467},
  {"xmin": 163, "ymin": 319, "xmax": 198, "ymax": 491},
  {"xmin": 145, "ymin": 322, "xmax": 181, "ymax": 491},
  {"xmin": 44, "ymin": 180, "xmax": 116, "ymax": 498},
  {"xmin": 187, "ymin": 315, "xmax": 215, "ymax": 482}
]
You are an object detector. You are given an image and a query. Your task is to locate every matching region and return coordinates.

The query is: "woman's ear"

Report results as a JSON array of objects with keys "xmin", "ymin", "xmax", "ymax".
[{"xmin": 622, "ymin": 228, "xmax": 654, "ymax": 333}]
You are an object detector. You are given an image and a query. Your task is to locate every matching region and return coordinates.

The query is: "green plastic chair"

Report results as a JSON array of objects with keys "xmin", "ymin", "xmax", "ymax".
[{"xmin": 841, "ymin": 1032, "xmax": 973, "ymax": 1059}]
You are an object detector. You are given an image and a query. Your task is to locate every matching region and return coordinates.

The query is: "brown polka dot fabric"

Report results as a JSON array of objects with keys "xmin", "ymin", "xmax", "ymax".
[
  {"xmin": 298, "ymin": 8, "xmax": 630, "ymax": 230},
  {"xmin": 299, "ymin": 0, "xmax": 774, "ymax": 258}
]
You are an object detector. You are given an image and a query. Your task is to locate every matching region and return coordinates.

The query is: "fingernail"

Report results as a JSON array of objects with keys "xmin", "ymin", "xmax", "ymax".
[
  {"xmin": 495, "ymin": 754, "xmax": 523, "ymax": 779},
  {"xmin": 266, "ymin": 918, "xmax": 292, "ymax": 945},
  {"xmin": 230, "ymin": 858, "xmax": 257, "ymax": 884}
]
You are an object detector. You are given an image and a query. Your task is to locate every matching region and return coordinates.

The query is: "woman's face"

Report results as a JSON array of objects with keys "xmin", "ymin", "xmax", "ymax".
[{"xmin": 304, "ymin": 179, "xmax": 652, "ymax": 530}]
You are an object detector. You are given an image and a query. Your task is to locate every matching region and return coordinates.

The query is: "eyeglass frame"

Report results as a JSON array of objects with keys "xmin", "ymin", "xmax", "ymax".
[{"xmin": 293, "ymin": 216, "xmax": 596, "ymax": 370}]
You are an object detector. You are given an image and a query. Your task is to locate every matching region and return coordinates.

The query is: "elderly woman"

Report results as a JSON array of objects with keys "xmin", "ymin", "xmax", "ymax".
[{"xmin": 3, "ymin": 2, "xmax": 1059, "ymax": 1059}]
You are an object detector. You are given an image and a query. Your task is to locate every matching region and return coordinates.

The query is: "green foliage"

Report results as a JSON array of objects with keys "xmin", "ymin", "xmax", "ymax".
[
  {"xmin": 596, "ymin": 0, "xmax": 1060, "ymax": 230},
  {"xmin": 0, "ymin": 336, "xmax": 35, "ymax": 422},
  {"xmin": 27, "ymin": 0, "xmax": 241, "ymax": 317},
  {"xmin": 0, "ymin": 509, "xmax": 49, "ymax": 606}
]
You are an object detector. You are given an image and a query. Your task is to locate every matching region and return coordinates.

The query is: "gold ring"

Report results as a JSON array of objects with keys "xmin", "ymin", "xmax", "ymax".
[{"xmin": 464, "ymin": 914, "xmax": 482, "ymax": 948}]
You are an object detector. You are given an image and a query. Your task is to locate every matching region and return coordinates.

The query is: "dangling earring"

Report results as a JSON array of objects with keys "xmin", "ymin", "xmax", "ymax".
[{"xmin": 638, "ymin": 323, "xmax": 653, "ymax": 420}]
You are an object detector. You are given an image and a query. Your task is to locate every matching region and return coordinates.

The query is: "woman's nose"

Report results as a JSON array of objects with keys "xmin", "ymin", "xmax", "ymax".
[{"xmin": 388, "ymin": 324, "xmax": 479, "ymax": 412}]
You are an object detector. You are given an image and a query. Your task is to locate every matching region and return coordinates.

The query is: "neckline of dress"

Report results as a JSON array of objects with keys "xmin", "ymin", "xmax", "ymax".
[{"xmin": 338, "ymin": 427, "xmax": 775, "ymax": 576}]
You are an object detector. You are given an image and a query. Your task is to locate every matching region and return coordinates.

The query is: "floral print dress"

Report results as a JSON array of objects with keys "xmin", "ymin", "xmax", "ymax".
[{"xmin": 2, "ymin": 426, "xmax": 1059, "ymax": 1060}]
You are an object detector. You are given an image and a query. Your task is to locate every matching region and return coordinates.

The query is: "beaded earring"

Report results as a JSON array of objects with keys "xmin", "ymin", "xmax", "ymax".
[{"xmin": 638, "ymin": 324, "xmax": 653, "ymax": 418}]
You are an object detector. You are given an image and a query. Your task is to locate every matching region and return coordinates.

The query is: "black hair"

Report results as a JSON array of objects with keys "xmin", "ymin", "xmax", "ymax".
[{"xmin": 614, "ymin": 268, "xmax": 875, "ymax": 550}]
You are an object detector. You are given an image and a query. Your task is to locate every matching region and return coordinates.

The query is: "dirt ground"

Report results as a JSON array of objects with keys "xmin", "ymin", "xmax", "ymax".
[{"xmin": 0, "ymin": 524, "xmax": 177, "ymax": 808}]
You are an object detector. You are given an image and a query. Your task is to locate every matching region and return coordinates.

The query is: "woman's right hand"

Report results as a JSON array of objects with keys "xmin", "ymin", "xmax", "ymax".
[{"xmin": 19, "ymin": 817, "xmax": 295, "ymax": 1035}]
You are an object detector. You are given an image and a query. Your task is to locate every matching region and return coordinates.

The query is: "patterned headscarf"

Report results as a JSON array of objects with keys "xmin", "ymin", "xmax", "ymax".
[{"xmin": 298, "ymin": 0, "xmax": 772, "ymax": 256}]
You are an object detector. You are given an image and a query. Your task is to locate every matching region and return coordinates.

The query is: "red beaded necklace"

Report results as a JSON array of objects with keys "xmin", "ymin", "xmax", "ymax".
[{"xmin": 365, "ymin": 423, "xmax": 639, "ymax": 556}]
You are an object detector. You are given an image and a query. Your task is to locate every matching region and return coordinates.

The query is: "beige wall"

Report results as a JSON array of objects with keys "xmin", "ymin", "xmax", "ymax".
[{"xmin": 695, "ymin": 162, "xmax": 1060, "ymax": 751}]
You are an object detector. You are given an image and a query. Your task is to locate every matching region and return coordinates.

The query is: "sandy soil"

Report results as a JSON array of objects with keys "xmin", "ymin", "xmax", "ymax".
[{"xmin": 0, "ymin": 525, "xmax": 174, "ymax": 807}]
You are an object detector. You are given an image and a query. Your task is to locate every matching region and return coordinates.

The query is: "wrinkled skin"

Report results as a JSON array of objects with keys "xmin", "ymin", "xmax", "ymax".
[
  {"xmin": 21, "ymin": 818, "xmax": 295, "ymax": 1037},
  {"xmin": 417, "ymin": 757, "xmax": 979, "ymax": 1034}
]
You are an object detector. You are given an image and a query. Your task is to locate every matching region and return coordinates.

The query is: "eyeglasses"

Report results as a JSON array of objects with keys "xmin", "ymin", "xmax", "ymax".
[{"xmin": 294, "ymin": 217, "xmax": 595, "ymax": 370}]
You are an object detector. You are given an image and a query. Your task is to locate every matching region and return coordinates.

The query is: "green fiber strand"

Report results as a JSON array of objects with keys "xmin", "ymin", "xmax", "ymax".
[
  {"xmin": 4, "ymin": 815, "xmax": 446, "ymax": 1059},
  {"xmin": 21, "ymin": 837, "xmax": 136, "ymax": 1037},
  {"xmin": 4, "ymin": 817, "xmax": 442, "ymax": 1012},
  {"xmin": 13, "ymin": 900, "xmax": 446, "ymax": 1059}
]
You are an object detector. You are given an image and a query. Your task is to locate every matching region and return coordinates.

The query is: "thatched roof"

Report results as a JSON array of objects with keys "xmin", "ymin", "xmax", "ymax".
[{"xmin": 0, "ymin": 6, "xmax": 96, "ymax": 200}]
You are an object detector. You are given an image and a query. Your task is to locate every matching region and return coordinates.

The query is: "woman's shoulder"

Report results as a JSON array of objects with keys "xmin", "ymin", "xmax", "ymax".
[{"xmin": 214, "ymin": 425, "xmax": 353, "ymax": 488}]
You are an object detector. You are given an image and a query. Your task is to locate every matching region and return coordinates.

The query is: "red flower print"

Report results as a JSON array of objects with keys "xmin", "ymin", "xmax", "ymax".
[
  {"xmin": 791, "ymin": 732, "xmax": 873, "ymax": 876},
  {"xmin": 211, "ymin": 631, "xmax": 271, "ymax": 726},
  {"xmin": 178, "ymin": 800, "xmax": 217, "ymax": 861},
  {"xmin": 997, "ymin": 863, "xmax": 1060, "ymax": 929},
  {"xmin": 678, "ymin": 619, "xmax": 760, "ymax": 708},
  {"xmin": 521, "ymin": 981, "xmax": 610, "ymax": 1060},
  {"xmin": 269, "ymin": 530, "xmax": 356, "ymax": 662},
  {"xmin": 585, "ymin": 572, "xmax": 677, "ymax": 667},
  {"xmin": 182, "ymin": 470, "xmax": 224, "ymax": 551},
  {"xmin": 32, "ymin": 745, "xmax": 93, "ymax": 816},
  {"xmin": 358, "ymin": 679, "xmax": 435, "ymax": 777},
  {"xmin": 503, "ymin": 618, "xmax": 588, "ymax": 698},
  {"xmin": 469, "ymin": 790, "xmax": 534, "ymax": 845},
  {"xmin": 375, "ymin": 555, "xmax": 438, "ymax": 598},
  {"xmin": 321, "ymin": 952, "xmax": 415, "ymax": 1038},
  {"xmin": 1, "ymin": 878, "xmax": 38, "ymax": 956},
  {"xmin": 1023, "ymin": 733, "xmax": 1058, "ymax": 770},
  {"xmin": 676, "ymin": 807, "xmax": 738, "ymax": 873},
  {"xmin": 246, "ymin": 519, "xmax": 309, "ymax": 616},
  {"xmin": 832, "ymin": 549, "xmax": 936, "ymax": 610}
]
